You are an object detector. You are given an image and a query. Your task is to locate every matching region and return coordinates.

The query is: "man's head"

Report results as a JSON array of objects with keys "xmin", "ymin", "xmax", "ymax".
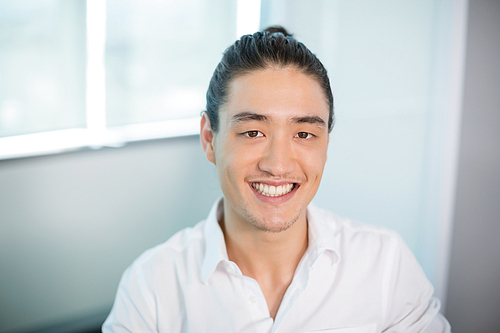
[{"xmin": 201, "ymin": 27, "xmax": 333, "ymax": 233}]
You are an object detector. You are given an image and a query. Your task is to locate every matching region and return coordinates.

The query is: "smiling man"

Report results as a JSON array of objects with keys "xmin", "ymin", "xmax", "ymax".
[{"xmin": 103, "ymin": 27, "xmax": 451, "ymax": 333}]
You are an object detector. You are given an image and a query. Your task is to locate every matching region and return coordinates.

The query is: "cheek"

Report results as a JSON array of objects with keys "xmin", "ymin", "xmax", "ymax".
[
  {"xmin": 221, "ymin": 139, "xmax": 261, "ymax": 165},
  {"xmin": 215, "ymin": 144, "xmax": 249, "ymax": 180},
  {"xmin": 224, "ymin": 150, "xmax": 256, "ymax": 176},
  {"xmin": 299, "ymin": 147, "xmax": 328, "ymax": 177}
]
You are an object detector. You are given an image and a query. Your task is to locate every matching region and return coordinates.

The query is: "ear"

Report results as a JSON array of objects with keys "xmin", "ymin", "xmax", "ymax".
[{"xmin": 200, "ymin": 113, "xmax": 216, "ymax": 164}]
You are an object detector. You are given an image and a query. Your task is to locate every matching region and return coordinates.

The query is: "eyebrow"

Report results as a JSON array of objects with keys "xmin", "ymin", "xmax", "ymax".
[
  {"xmin": 230, "ymin": 112, "xmax": 271, "ymax": 125},
  {"xmin": 230, "ymin": 111, "xmax": 326, "ymax": 128},
  {"xmin": 292, "ymin": 115, "xmax": 326, "ymax": 128}
]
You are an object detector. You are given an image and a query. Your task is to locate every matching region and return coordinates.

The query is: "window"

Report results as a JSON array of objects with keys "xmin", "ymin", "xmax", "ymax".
[{"xmin": 0, "ymin": 0, "xmax": 261, "ymax": 159}]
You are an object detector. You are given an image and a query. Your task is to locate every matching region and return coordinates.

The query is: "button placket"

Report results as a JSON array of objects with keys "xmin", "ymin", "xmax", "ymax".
[{"xmin": 242, "ymin": 276, "xmax": 269, "ymax": 319}]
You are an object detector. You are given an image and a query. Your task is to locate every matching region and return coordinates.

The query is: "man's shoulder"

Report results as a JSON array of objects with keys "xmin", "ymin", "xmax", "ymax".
[
  {"xmin": 309, "ymin": 203, "xmax": 403, "ymax": 251},
  {"xmin": 309, "ymin": 204, "xmax": 417, "ymax": 285}
]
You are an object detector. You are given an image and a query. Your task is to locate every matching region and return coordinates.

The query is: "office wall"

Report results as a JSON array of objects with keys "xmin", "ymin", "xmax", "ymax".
[
  {"xmin": 0, "ymin": 136, "xmax": 222, "ymax": 332},
  {"xmin": 445, "ymin": 0, "xmax": 500, "ymax": 331}
]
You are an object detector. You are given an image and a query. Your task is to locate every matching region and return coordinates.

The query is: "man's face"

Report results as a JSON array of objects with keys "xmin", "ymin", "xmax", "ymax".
[{"xmin": 202, "ymin": 67, "xmax": 329, "ymax": 233}]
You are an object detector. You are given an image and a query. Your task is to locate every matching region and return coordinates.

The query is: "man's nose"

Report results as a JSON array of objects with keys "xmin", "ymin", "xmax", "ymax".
[{"xmin": 258, "ymin": 136, "xmax": 295, "ymax": 176}]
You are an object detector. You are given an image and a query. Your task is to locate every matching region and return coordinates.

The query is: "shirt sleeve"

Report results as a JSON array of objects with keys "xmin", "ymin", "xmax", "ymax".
[
  {"xmin": 382, "ymin": 234, "xmax": 451, "ymax": 333},
  {"xmin": 102, "ymin": 262, "xmax": 158, "ymax": 333}
]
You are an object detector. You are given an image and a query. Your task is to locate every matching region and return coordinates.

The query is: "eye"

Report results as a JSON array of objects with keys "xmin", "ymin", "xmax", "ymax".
[
  {"xmin": 244, "ymin": 131, "xmax": 263, "ymax": 138},
  {"xmin": 295, "ymin": 132, "xmax": 313, "ymax": 139}
]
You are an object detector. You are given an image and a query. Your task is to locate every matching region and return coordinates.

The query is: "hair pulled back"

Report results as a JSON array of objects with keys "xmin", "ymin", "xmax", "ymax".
[{"xmin": 205, "ymin": 26, "xmax": 334, "ymax": 132}]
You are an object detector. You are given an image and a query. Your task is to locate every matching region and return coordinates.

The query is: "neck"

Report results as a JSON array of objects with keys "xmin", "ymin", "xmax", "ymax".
[{"xmin": 219, "ymin": 201, "xmax": 308, "ymax": 285}]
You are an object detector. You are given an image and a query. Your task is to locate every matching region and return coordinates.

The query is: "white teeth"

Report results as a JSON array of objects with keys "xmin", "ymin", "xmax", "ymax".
[
  {"xmin": 252, "ymin": 183, "xmax": 295, "ymax": 197},
  {"xmin": 276, "ymin": 186, "xmax": 283, "ymax": 195}
]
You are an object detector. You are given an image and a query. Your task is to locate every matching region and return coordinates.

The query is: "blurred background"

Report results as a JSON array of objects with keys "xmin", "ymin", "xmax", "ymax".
[{"xmin": 0, "ymin": 0, "xmax": 498, "ymax": 332}]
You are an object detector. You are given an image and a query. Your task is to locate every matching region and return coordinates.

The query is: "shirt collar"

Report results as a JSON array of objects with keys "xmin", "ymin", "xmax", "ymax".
[
  {"xmin": 201, "ymin": 197, "xmax": 228, "ymax": 283},
  {"xmin": 306, "ymin": 202, "xmax": 341, "ymax": 265},
  {"xmin": 201, "ymin": 198, "xmax": 341, "ymax": 283}
]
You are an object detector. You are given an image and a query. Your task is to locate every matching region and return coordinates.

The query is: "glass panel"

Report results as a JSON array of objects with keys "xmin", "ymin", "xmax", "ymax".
[
  {"xmin": 0, "ymin": 0, "xmax": 86, "ymax": 138},
  {"xmin": 106, "ymin": 0, "xmax": 237, "ymax": 127}
]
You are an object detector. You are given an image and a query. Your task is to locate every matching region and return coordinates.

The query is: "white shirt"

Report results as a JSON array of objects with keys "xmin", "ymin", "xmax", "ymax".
[{"xmin": 103, "ymin": 199, "xmax": 451, "ymax": 333}]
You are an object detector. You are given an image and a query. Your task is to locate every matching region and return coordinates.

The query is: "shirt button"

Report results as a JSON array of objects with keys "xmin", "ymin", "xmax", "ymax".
[
  {"xmin": 249, "ymin": 294, "xmax": 258, "ymax": 304},
  {"xmin": 226, "ymin": 265, "xmax": 235, "ymax": 274}
]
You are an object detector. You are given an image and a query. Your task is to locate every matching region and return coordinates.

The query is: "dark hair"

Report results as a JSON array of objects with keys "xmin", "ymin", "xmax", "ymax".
[{"xmin": 205, "ymin": 26, "xmax": 334, "ymax": 132}]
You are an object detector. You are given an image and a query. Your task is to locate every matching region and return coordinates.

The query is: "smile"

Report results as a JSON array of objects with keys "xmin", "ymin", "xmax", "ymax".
[{"xmin": 251, "ymin": 183, "xmax": 296, "ymax": 197}]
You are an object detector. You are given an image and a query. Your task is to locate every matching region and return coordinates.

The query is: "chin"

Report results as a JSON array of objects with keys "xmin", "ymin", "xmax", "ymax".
[{"xmin": 245, "ymin": 209, "xmax": 303, "ymax": 233}]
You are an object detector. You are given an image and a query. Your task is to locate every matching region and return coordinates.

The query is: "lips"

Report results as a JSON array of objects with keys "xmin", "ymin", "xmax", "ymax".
[{"xmin": 251, "ymin": 183, "xmax": 296, "ymax": 197}]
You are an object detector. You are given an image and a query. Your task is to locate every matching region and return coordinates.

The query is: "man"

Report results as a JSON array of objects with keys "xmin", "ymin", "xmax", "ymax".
[{"xmin": 103, "ymin": 27, "xmax": 451, "ymax": 332}]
